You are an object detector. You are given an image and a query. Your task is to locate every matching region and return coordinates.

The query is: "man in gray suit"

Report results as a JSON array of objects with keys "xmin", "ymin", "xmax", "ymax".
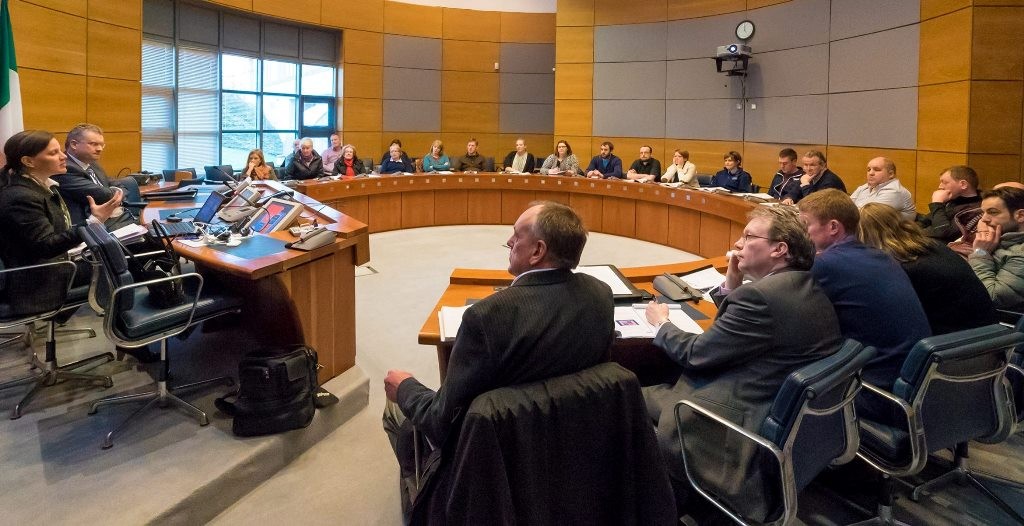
[
  {"xmin": 643, "ymin": 205, "xmax": 843, "ymax": 520},
  {"xmin": 53, "ymin": 123, "xmax": 141, "ymax": 230},
  {"xmin": 383, "ymin": 201, "xmax": 616, "ymax": 507}
]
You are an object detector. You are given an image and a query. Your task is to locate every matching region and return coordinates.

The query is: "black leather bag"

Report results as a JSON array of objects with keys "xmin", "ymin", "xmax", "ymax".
[
  {"xmin": 215, "ymin": 346, "xmax": 320, "ymax": 437},
  {"xmin": 120, "ymin": 223, "xmax": 186, "ymax": 309}
]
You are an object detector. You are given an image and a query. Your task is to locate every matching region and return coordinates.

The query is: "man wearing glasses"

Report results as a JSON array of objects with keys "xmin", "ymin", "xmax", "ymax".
[
  {"xmin": 643, "ymin": 206, "xmax": 842, "ymax": 521},
  {"xmin": 54, "ymin": 123, "xmax": 141, "ymax": 230}
]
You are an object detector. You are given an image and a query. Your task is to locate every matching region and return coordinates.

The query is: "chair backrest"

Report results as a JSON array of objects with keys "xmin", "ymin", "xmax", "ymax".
[
  {"xmin": 697, "ymin": 174, "xmax": 713, "ymax": 186},
  {"xmin": 204, "ymin": 164, "xmax": 235, "ymax": 182},
  {"xmin": 483, "ymin": 156, "xmax": 495, "ymax": 172},
  {"xmin": 893, "ymin": 324, "xmax": 1022, "ymax": 451},
  {"xmin": 78, "ymin": 223, "xmax": 135, "ymax": 315},
  {"xmin": 161, "ymin": 168, "xmax": 197, "ymax": 182},
  {"xmin": 413, "ymin": 362, "xmax": 676, "ymax": 525},
  {"xmin": 0, "ymin": 259, "xmax": 77, "ymax": 324},
  {"xmin": 761, "ymin": 339, "xmax": 875, "ymax": 492}
]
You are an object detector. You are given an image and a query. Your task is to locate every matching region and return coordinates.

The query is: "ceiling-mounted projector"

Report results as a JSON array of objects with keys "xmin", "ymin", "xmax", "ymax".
[{"xmin": 716, "ymin": 43, "xmax": 752, "ymax": 58}]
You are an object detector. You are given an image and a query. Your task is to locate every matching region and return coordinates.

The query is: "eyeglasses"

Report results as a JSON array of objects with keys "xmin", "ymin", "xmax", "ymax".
[{"xmin": 738, "ymin": 233, "xmax": 775, "ymax": 243}]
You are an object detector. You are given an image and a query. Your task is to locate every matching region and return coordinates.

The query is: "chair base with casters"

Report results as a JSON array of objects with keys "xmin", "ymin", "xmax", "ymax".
[
  {"xmin": 847, "ymin": 474, "xmax": 910, "ymax": 526},
  {"xmin": 89, "ymin": 337, "xmax": 233, "ymax": 449},
  {"xmin": 908, "ymin": 442, "xmax": 1024, "ymax": 522}
]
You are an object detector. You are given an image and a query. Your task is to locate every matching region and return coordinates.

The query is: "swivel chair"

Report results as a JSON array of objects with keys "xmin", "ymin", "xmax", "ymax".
[
  {"xmin": 161, "ymin": 168, "xmax": 197, "ymax": 182},
  {"xmin": 79, "ymin": 223, "xmax": 242, "ymax": 448},
  {"xmin": 852, "ymin": 324, "xmax": 1024, "ymax": 525},
  {"xmin": 675, "ymin": 339, "xmax": 874, "ymax": 526},
  {"xmin": 203, "ymin": 164, "xmax": 235, "ymax": 182},
  {"xmin": 0, "ymin": 260, "xmax": 113, "ymax": 419}
]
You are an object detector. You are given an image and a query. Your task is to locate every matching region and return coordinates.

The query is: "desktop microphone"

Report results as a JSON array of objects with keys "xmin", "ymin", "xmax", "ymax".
[{"xmin": 256, "ymin": 189, "xmax": 294, "ymax": 206}]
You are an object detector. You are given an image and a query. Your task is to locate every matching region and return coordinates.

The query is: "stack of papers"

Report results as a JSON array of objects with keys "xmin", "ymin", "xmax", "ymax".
[
  {"xmin": 69, "ymin": 223, "xmax": 150, "ymax": 257},
  {"xmin": 438, "ymin": 305, "xmax": 471, "ymax": 342},
  {"xmin": 614, "ymin": 304, "xmax": 704, "ymax": 338}
]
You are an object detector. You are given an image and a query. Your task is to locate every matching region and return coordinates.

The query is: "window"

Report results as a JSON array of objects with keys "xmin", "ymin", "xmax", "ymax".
[{"xmin": 141, "ymin": 2, "xmax": 339, "ymax": 173}]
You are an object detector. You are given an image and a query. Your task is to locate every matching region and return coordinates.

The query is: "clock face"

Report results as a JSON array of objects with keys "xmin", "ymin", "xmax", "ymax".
[{"xmin": 736, "ymin": 20, "xmax": 755, "ymax": 40}]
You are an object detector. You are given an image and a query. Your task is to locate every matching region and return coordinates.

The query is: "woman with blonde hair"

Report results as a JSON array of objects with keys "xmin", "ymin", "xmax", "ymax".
[
  {"xmin": 857, "ymin": 202, "xmax": 995, "ymax": 334},
  {"xmin": 422, "ymin": 140, "xmax": 450, "ymax": 172},
  {"xmin": 242, "ymin": 148, "xmax": 277, "ymax": 180},
  {"xmin": 660, "ymin": 150, "xmax": 697, "ymax": 188}
]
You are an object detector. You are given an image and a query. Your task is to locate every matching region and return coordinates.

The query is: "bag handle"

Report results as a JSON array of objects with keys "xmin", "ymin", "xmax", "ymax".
[{"xmin": 214, "ymin": 390, "xmax": 241, "ymax": 416}]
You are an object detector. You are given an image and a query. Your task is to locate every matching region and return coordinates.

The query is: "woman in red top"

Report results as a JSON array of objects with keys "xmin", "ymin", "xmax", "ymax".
[{"xmin": 331, "ymin": 144, "xmax": 365, "ymax": 179}]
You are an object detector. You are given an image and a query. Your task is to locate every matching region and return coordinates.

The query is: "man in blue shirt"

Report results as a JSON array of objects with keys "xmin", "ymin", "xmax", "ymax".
[{"xmin": 585, "ymin": 141, "xmax": 623, "ymax": 179}]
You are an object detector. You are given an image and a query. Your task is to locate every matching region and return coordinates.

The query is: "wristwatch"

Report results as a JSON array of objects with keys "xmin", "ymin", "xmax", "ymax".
[{"xmin": 971, "ymin": 248, "xmax": 990, "ymax": 258}]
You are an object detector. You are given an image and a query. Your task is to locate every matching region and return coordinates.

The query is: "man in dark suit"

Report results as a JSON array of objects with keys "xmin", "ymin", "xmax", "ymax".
[
  {"xmin": 643, "ymin": 206, "xmax": 843, "ymax": 520},
  {"xmin": 796, "ymin": 149, "xmax": 846, "ymax": 202},
  {"xmin": 53, "ymin": 123, "xmax": 141, "ymax": 230},
  {"xmin": 383, "ymin": 202, "xmax": 616, "ymax": 505}
]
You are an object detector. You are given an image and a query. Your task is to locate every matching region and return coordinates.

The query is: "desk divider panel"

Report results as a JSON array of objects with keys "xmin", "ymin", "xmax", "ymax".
[
  {"xmin": 667, "ymin": 207, "xmax": 701, "ymax": 254},
  {"xmin": 434, "ymin": 189, "xmax": 469, "ymax": 225},
  {"xmin": 401, "ymin": 191, "xmax": 436, "ymax": 229},
  {"xmin": 466, "ymin": 190, "xmax": 503, "ymax": 224},
  {"xmin": 500, "ymin": 190, "xmax": 537, "ymax": 224},
  {"xmin": 699, "ymin": 214, "xmax": 733, "ymax": 258},
  {"xmin": 635, "ymin": 200, "xmax": 670, "ymax": 246},
  {"xmin": 368, "ymin": 193, "xmax": 403, "ymax": 233}
]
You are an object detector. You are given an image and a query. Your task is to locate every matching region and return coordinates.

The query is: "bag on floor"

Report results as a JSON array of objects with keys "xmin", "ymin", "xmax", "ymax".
[{"xmin": 215, "ymin": 346, "xmax": 320, "ymax": 437}]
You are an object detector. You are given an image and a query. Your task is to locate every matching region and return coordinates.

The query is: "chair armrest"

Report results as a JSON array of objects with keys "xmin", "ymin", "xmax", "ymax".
[
  {"xmin": 123, "ymin": 201, "xmax": 148, "ymax": 209},
  {"xmin": 855, "ymin": 382, "xmax": 924, "ymax": 476},
  {"xmin": 104, "ymin": 272, "xmax": 204, "ymax": 349},
  {"xmin": 675, "ymin": 399, "xmax": 792, "ymax": 526}
]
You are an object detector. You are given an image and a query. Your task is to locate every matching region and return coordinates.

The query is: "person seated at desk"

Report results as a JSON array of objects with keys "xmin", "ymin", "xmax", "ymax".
[
  {"xmin": 539, "ymin": 140, "xmax": 581, "ymax": 176},
  {"xmin": 0, "ymin": 130, "xmax": 122, "ymax": 286},
  {"xmin": 380, "ymin": 144, "xmax": 414, "ymax": 174},
  {"xmin": 768, "ymin": 148, "xmax": 803, "ymax": 203},
  {"xmin": 379, "ymin": 138, "xmax": 412, "ymax": 167},
  {"xmin": 795, "ymin": 150, "xmax": 845, "ymax": 202},
  {"xmin": 661, "ymin": 149, "xmax": 697, "ymax": 187},
  {"xmin": 452, "ymin": 138, "xmax": 486, "ymax": 173},
  {"xmin": 501, "ymin": 137, "xmax": 535, "ymax": 174},
  {"xmin": 280, "ymin": 138, "xmax": 323, "ymax": 181},
  {"xmin": 917, "ymin": 165, "xmax": 983, "ymax": 243},
  {"xmin": 331, "ymin": 144, "xmax": 365, "ymax": 179},
  {"xmin": 53, "ymin": 123, "xmax": 140, "ymax": 231},
  {"xmin": 422, "ymin": 140, "xmax": 450, "ymax": 172},
  {"xmin": 585, "ymin": 141, "xmax": 623, "ymax": 179},
  {"xmin": 242, "ymin": 148, "xmax": 277, "ymax": 180},
  {"xmin": 850, "ymin": 157, "xmax": 916, "ymax": 219},
  {"xmin": 321, "ymin": 133, "xmax": 344, "ymax": 175},
  {"xmin": 643, "ymin": 205, "xmax": 842, "ymax": 519},
  {"xmin": 383, "ymin": 201, "xmax": 615, "ymax": 510},
  {"xmin": 709, "ymin": 151, "xmax": 751, "ymax": 192},
  {"xmin": 858, "ymin": 202, "xmax": 995, "ymax": 335},
  {"xmin": 797, "ymin": 189, "xmax": 930, "ymax": 391},
  {"xmin": 968, "ymin": 187, "xmax": 1024, "ymax": 311},
  {"xmin": 625, "ymin": 145, "xmax": 662, "ymax": 182}
]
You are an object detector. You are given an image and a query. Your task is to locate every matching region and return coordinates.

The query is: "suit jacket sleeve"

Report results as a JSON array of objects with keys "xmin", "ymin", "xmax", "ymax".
[
  {"xmin": 525, "ymin": 153, "xmax": 535, "ymax": 172},
  {"xmin": 396, "ymin": 305, "xmax": 498, "ymax": 446},
  {"xmin": 604, "ymin": 157, "xmax": 624, "ymax": 179},
  {"xmin": 737, "ymin": 170, "xmax": 752, "ymax": 192},
  {"xmin": 920, "ymin": 202, "xmax": 959, "ymax": 240},
  {"xmin": 653, "ymin": 285, "xmax": 773, "ymax": 370},
  {"xmin": 585, "ymin": 156, "xmax": 599, "ymax": 172},
  {"xmin": 5, "ymin": 195, "xmax": 82, "ymax": 260},
  {"xmin": 52, "ymin": 173, "xmax": 117, "ymax": 207}
]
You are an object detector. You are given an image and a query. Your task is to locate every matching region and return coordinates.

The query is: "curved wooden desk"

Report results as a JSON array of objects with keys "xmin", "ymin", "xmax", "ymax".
[
  {"xmin": 294, "ymin": 174, "xmax": 760, "ymax": 258},
  {"xmin": 142, "ymin": 181, "xmax": 369, "ymax": 383}
]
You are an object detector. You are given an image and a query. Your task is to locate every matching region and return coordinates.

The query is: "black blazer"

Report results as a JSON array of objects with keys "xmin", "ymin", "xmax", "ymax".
[
  {"xmin": 501, "ymin": 151, "xmax": 536, "ymax": 173},
  {"xmin": 0, "ymin": 175, "xmax": 84, "ymax": 268},
  {"xmin": 331, "ymin": 157, "xmax": 366, "ymax": 177},
  {"xmin": 281, "ymin": 151, "xmax": 324, "ymax": 180},
  {"xmin": 52, "ymin": 162, "xmax": 118, "ymax": 225}
]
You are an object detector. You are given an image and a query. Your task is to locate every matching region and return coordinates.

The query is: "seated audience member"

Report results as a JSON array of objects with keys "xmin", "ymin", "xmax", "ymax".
[
  {"xmin": 858, "ymin": 203, "xmax": 996, "ymax": 335},
  {"xmin": 422, "ymin": 140, "xmax": 450, "ymax": 172},
  {"xmin": 242, "ymin": 148, "xmax": 276, "ymax": 180},
  {"xmin": 969, "ymin": 187, "xmax": 1024, "ymax": 310},
  {"xmin": 321, "ymin": 133, "xmax": 343, "ymax": 174},
  {"xmin": 661, "ymin": 150, "xmax": 697, "ymax": 187},
  {"xmin": 798, "ymin": 189, "xmax": 930, "ymax": 390},
  {"xmin": 918, "ymin": 165, "xmax": 982, "ymax": 242},
  {"xmin": 625, "ymin": 145, "xmax": 662, "ymax": 182},
  {"xmin": 379, "ymin": 138, "xmax": 412, "ymax": 166},
  {"xmin": 383, "ymin": 202, "xmax": 615, "ymax": 507},
  {"xmin": 380, "ymin": 144, "xmax": 414, "ymax": 174},
  {"xmin": 797, "ymin": 150, "xmax": 846, "ymax": 201},
  {"xmin": 709, "ymin": 150, "xmax": 752, "ymax": 192},
  {"xmin": 643, "ymin": 206, "xmax": 842, "ymax": 518},
  {"xmin": 502, "ymin": 138, "xmax": 536, "ymax": 173},
  {"xmin": 768, "ymin": 148, "xmax": 803, "ymax": 203},
  {"xmin": 452, "ymin": 138, "xmax": 486, "ymax": 172},
  {"xmin": 331, "ymin": 144, "xmax": 365, "ymax": 179},
  {"xmin": 281, "ymin": 137, "xmax": 324, "ymax": 180},
  {"xmin": 0, "ymin": 130, "xmax": 122, "ymax": 285},
  {"xmin": 850, "ymin": 157, "xmax": 916, "ymax": 219},
  {"xmin": 53, "ymin": 123, "xmax": 140, "ymax": 230},
  {"xmin": 540, "ymin": 140, "xmax": 581, "ymax": 176},
  {"xmin": 585, "ymin": 141, "xmax": 624, "ymax": 179}
]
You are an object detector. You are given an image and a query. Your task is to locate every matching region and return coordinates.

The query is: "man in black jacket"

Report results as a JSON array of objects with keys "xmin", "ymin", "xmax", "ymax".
[
  {"xmin": 53, "ymin": 123, "xmax": 140, "ymax": 230},
  {"xmin": 918, "ymin": 165, "xmax": 982, "ymax": 242}
]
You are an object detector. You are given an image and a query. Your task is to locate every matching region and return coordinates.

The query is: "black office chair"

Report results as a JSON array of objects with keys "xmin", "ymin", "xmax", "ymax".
[
  {"xmin": 852, "ymin": 324, "xmax": 1024, "ymax": 525},
  {"xmin": 161, "ymin": 168, "xmax": 198, "ymax": 182},
  {"xmin": 675, "ymin": 339, "xmax": 874, "ymax": 526},
  {"xmin": 697, "ymin": 174, "xmax": 713, "ymax": 186},
  {"xmin": 0, "ymin": 260, "xmax": 113, "ymax": 419},
  {"xmin": 482, "ymin": 156, "xmax": 495, "ymax": 172},
  {"xmin": 79, "ymin": 223, "xmax": 242, "ymax": 448},
  {"xmin": 204, "ymin": 164, "xmax": 235, "ymax": 182}
]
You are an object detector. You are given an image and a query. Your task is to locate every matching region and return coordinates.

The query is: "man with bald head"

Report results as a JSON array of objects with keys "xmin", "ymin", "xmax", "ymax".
[{"xmin": 850, "ymin": 157, "xmax": 916, "ymax": 219}]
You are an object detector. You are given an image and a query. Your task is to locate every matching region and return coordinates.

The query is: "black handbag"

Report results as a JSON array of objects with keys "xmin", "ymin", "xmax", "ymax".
[
  {"xmin": 120, "ymin": 221, "xmax": 187, "ymax": 309},
  {"xmin": 215, "ymin": 346, "xmax": 322, "ymax": 437}
]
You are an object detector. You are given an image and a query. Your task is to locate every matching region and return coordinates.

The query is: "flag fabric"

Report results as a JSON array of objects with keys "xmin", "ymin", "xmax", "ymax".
[{"xmin": 0, "ymin": 0, "xmax": 23, "ymax": 156}]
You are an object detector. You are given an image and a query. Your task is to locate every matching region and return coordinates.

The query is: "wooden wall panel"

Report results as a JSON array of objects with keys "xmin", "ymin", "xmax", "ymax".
[
  {"xmin": 252, "ymin": 0, "xmax": 321, "ymax": 25},
  {"xmin": 466, "ymin": 189, "xmax": 503, "ymax": 223},
  {"xmin": 747, "ymin": 0, "xmax": 789, "ymax": 8},
  {"xmin": 10, "ymin": 1, "xmax": 87, "ymax": 75},
  {"xmin": 100, "ymin": 132, "xmax": 141, "ymax": 174},
  {"xmin": 440, "ymin": 133, "xmax": 500, "ymax": 156},
  {"xmin": 29, "ymin": 0, "xmax": 86, "ymax": 16},
  {"xmin": 915, "ymin": 151, "xmax": 967, "ymax": 209},
  {"xmin": 635, "ymin": 201, "xmax": 669, "ymax": 245},
  {"xmin": 401, "ymin": 191, "xmax": 436, "ymax": 228},
  {"xmin": 921, "ymin": 0, "xmax": 971, "ymax": 20},
  {"xmin": 381, "ymin": 132, "xmax": 437, "ymax": 160},
  {"xmin": 442, "ymin": 71, "xmax": 499, "ymax": 102},
  {"xmin": 343, "ymin": 30, "xmax": 384, "ymax": 65},
  {"xmin": 384, "ymin": 3, "xmax": 442, "ymax": 38},
  {"xmin": 918, "ymin": 81, "xmax": 970, "ymax": 153},
  {"xmin": 971, "ymin": 7, "xmax": 1024, "ymax": 81},
  {"xmin": 557, "ymin": 0, "xmax": 594, "ymax": 27},
  {"xmin": 434, "ymin": 189, "xmax": 469, "ymax": 225},
  {"xmin": 367, "ymin": 193, "xmax": 403, "ymax": 232},
  {"xmin": 594, "ymin": 0, "xmax": 666, "ymax": 25},
  {"xmin": 442, "ymin": 103, "xmax": 499, "ymax": 133},
  {"xmin": 569, "ymin": 193, "xmax": 603, "ymax": 232},
  {"xmin": 19, "ymin": 70, "xmax": 87, "ymax": 132},
  {"xmin": 666, "ymin": 0, "xmax": 746, "ymax": 20},
  {"xmin": 969, "ymin": 153, "xmax": 1022, "ymax": 189},
  {"xmin": 204, "ymin": 0, "xmax": 252, "ymax": 11},
  {"xmin": 667, "ymin": 207, "xmax": 701, "ymax": 254},
  {"xmin": 88, "ymin": 21, "xmax": 141, "ymax": 80},
  {"xmin": 87, "ymin": 78, "xmax": 140, "ymax": 133},
  {"xmin": 343, "ymin": 132, "xmax": 383, "ymax": 159},
  {"xmin": 88, "ymin": 0, "xmax": 141, "ymax": 28},
  {"xmin": 443, "ymin": 40, "xmax": 500, "ymax": 72},
  {"xmin": 919, "ymin": 9, "xmax": 972, "ymax": 85},
  {"xmin": 323, "ymin": 0, "xmax": 383, "ymax": 31},
  {"xmin": 442, "ymin": 8, "xmax": 500, "ymax": 43},
  {"xmin": 554, "ymin": 63, "xmax": 593, "ymax": 100},
  {"xmin": 555, "ymin": 27, "xmax": 594, "ymax": 64},
  {"xmin": 969, "ymin": 81, "xmax": 1024, "ymax": 154},
  {"xmin": 501, "ymin": 190, "xmax": 536, "ymax": 224},
  {"xmin": 554, "ymin": 100, "xmax": 592, "ymax": 137},
  {"xmin": 699, "ymin": 214, "xmax": 733, "ymax": 257},
  {"xmin": 500, "ymin": 13, "xmax": 556, "ymax": 43},
  {"xmin": 344, "ymin": 97, "xmax": 383, "ymax": 131},
  {"xmin": 344, "ymin": 64, "xmax": 383, "ymax": 99},
  {"xmin": 601, "ymin": 197, "xmax": 636, "ymax": 238}
]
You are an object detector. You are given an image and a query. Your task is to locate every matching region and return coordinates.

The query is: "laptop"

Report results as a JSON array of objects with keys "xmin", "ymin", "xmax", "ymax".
[{"xmin": 150, "ymin": 191, "xmax": 228, "ymax": 237}]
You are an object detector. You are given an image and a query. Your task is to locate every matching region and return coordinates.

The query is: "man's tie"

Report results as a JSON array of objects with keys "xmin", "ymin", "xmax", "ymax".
[{"xmin": 86, "ymin": 166, "xmax": 100, "ymax": 185}]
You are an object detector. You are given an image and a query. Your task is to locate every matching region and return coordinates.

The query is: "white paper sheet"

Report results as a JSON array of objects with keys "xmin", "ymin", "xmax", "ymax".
[{"xmin": 573, "ymin": 265, "xmax": 633, "ymax": 295}]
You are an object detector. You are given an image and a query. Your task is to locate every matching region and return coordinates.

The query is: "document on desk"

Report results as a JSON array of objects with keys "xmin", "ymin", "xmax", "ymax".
[
  {"xmin": 438, "ymin": 305, "xmax": 471, "ymax": 342},
  {"xmin": 679, "ymin": 266, "xmax": 726, "ymax": 291},
  {"xmin": 573, "ymin": 265, "xmax": 634, "ymax": 295},
  {"xmin": 614, "ymin": 304, "xmax": 703, "ymax": 338}
]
